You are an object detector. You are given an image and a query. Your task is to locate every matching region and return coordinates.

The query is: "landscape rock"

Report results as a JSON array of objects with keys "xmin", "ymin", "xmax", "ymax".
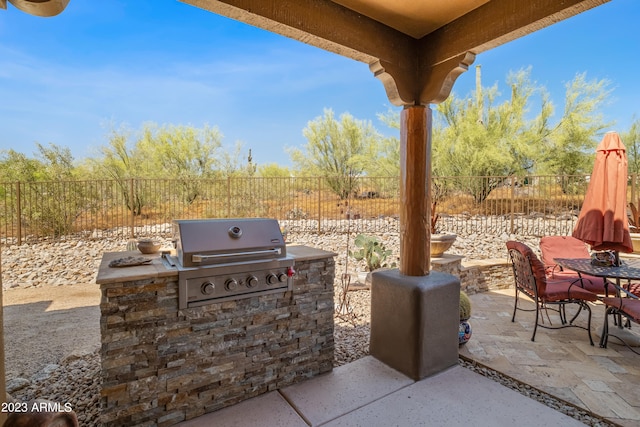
[{"xmin": 6, "ymin": 378, "xmax": 30, "ymax": 394}]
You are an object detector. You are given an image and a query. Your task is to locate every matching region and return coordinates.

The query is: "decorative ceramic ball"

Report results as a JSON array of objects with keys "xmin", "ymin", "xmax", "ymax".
[{"xmin": 459, "ymin": 320, "xmax": 472, "ymax": 345}]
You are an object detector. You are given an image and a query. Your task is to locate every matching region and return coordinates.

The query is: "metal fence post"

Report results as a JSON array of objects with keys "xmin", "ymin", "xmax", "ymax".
[
  {"xmin": 510, "ymin": 176, "xmax": 516, "ymax": 235},
  {"xmin": 130, "ymin": 178, "xmax": 135, "ymax": 239},
  {"xmin": 317, "ymin": 177, "xmax": 322, "ymax": 234},
  {"xmin": 227, "ymin": 177, "xmax": 231, "ymax": 218},
  {"xmin": 15, "ymin": 182, "xmax": 21, "ymax": 246}
]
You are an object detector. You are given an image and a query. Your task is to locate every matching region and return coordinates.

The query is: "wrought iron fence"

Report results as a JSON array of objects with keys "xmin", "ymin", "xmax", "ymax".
[{"xmin": 0, "ymin": 174, "xmax": 633, "ymax": 245}]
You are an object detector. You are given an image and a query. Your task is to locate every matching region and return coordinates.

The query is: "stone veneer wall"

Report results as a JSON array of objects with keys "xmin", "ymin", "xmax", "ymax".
[
  {"xmin": 431, "ymin": 255, "xmax": 513, "ymax": 295},
  {"xmin": 100, "ymin": 256, "xmax": 335, "ymax": 427}
]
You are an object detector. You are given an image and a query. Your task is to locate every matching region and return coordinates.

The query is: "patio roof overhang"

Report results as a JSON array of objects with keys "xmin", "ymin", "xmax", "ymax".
[{"xmin": 180, "ymin": 0, "xmax": 608, "ymax": 106}]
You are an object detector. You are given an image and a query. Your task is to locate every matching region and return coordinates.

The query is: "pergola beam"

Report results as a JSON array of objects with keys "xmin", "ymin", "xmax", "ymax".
[
  {"xmin": 182, "ymin": 0, "xmax": 414, "ymax": 65},
  {"xmin": 418, "ymin": 0, "xmax": 608, "ymax": 69}
]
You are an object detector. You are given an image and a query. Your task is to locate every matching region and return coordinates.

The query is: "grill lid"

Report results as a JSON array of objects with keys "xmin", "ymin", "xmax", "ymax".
[{"xmin": 174, "ymin": 218, "xmax": 286, "ymax": 267}]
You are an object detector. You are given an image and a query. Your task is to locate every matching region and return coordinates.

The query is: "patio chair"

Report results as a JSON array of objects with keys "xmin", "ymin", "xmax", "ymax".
[
  {"xmin": 623, "ymin": 281, "xmax": 640, "ymax": 297},
  {"xmin": 600, "ymin": 289, "xmax": 640, "ymax": 354},
  {"xmin": 506, "ymin": 240, "xmax": 598, "ymax": 345},
  {"xmin": 540, "ymin": 235, "xmax": 611, "ymax": 296}
]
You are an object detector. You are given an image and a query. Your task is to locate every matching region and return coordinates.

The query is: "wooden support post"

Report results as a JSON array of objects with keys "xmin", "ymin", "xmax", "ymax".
[{"xmin": 399, "ymin": 105, "xmax": 432, "ymax": 276}]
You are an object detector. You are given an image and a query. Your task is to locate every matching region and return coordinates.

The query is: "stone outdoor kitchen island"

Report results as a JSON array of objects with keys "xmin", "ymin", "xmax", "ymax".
[{"xmin": 96, "ymin": 245, "xmax": 335, "ymax": 427}]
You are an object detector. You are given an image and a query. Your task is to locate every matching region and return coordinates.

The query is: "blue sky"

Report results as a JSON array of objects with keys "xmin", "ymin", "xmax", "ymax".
[{"xmin": 1, "ymin": 0, "xmax": 639, "ymax": 167}]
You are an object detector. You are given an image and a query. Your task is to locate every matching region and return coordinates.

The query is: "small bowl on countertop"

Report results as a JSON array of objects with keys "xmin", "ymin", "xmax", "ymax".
[{"xmin": 137, "ymin": 239, "xmax": 161, "ymax": 254}]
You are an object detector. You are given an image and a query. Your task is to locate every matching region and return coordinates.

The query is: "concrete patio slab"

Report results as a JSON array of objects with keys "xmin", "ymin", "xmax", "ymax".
[
  {"xmin": 322, "ymin": 365, "xmax": 585, "ymax": 427},
  {"xmin": 177, "ymin": 391, "xmax": 307, "ymax": 427},
  {"xmin": 280, "ymin": 356, "xmax": 414, "ymax": 425}
]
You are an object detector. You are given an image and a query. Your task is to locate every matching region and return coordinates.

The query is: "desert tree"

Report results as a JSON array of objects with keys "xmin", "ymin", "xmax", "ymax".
[
  {"xmin": 289, "ymin": 109, "xmax": 380, "ymax": 199},
  {"xmin": 0, "ymin": 149, "xmax": 42, "ymax": 182},
  {"xmin": 137, "ymin": 123, "xmax": 223, "ymax": 204},
  {"xmin": 433, "ymin": 67, "xmax": 550, "ymax": 203},
  {"xmin": 0, "ymin": 143, "xmax": 82, "ymax": 236},
  {"xmin": 373, "ymin": 109, "xmax": 401, "ymax": 178},
  {"xmin": 624, "ymin": 117, "xmax": 640, "ymax": 175},
  {"xmin": 537, "ymin": 73, "xmax": 612, "ymax": 182},
  {"xmin": 90, "ymin": 125, "xmax": 146, "ymax": 215}
]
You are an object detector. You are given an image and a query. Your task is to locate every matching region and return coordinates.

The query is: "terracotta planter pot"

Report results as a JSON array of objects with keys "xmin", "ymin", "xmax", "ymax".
[{"xmin": 137, "ymin": 239, "xmax": 161, "ymax": 254}]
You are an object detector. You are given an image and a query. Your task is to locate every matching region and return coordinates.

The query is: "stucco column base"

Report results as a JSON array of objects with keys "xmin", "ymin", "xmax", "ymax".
[{"xmin": 370, "ymin": 269, "xmax": 460, "ymax": 380}]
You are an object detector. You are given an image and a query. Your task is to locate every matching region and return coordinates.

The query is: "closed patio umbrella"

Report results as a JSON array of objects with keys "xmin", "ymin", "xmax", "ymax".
[{"xmin": 572, "ymin": 131, "xmax": 633, "ymax": 258}]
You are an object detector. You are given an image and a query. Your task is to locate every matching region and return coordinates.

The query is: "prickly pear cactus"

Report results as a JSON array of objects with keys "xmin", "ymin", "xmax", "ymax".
[{"xmin": 349, "ymin": 234, "xmax": 396, "ymax": 272}]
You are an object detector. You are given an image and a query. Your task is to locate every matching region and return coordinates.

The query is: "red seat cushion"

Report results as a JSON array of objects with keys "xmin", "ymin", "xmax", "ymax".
[
  {"xmin": 544, "ymin": 280, "xmax": 599, "ymax": 303},
  {"xmin": 506, "ymin": 241, "xmax": 547, "ymax": 288},
  {"xmin": 602, "ymin": 297, "xmax": 640, "ymax": 323},
  {"xmin": 546, "ymin": 270, "xmax": 607, "ymax": 294},
  {"xmin": 507, "ymin": 240, "xmax": 598, "ymax": 303},
  {"xmin": 625, "ymin": 282, "xmax": 640, "ymax": 296},
  {"xmin": 540, "ymin": 236, "xmax": 590, "ymax": 264},
  {"xmin": 540, "ymin": 236, "xmax": 608, "ymax": 294}
]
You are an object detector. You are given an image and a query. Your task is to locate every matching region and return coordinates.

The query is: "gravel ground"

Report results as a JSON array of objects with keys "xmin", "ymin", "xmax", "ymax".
[{"xmin": 2, "ymin": 225, "xmax": 617, "ymax": 426}]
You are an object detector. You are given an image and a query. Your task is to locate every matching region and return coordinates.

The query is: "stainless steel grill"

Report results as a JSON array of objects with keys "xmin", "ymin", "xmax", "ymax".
[{"xmin": 164, "ymin": 218, "xmax": 294, "ymax": 309}]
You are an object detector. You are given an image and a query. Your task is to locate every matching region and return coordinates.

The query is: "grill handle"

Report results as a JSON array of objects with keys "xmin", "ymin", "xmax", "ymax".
[{"xmin": 191, "ymin": 248, "xmax": 282, "ymax": 263}]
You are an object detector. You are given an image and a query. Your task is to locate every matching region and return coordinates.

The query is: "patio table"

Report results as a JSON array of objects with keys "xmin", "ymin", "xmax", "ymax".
[
  {"xmin": 553, "ymin": 257, "xmax": 640, "ymax": 295},
  {"xmin": 555, "ymin": 257, "xmax": 640, "ymax": 348}
]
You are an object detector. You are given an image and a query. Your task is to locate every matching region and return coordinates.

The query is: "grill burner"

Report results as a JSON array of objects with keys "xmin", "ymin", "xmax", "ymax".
[{"xmin": 166, "ymin": 218, "xmax": 294, "ymax": 309}]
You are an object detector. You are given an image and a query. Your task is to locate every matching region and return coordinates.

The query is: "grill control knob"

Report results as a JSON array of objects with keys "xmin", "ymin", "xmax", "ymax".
[
  {"xmin": 246, "ymin": 275, "xmax": 258, "ymax": 288},
  {"xmin": 201, "ymin": 281, "xmax": 214, "ymax": 295},
  {"xmin": 225, "ymin": 278, "xmax": 239, "ymax": 291},
  {"xmin": 266, "ymin": 273, "xmax": 278, "ymax": 285},
  {"xmin": 277, "ymin": 273, "xmax": 288, "ymax": 283}
]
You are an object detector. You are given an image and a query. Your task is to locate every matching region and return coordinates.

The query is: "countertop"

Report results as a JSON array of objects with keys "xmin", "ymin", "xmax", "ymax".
[
  {"xmin": 95, "ymin": 244, "xmax": 337, "ymax": 285},
  {"xmin": 287, "ymin": 244, "xmax": 337, "ymax": 261}
]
